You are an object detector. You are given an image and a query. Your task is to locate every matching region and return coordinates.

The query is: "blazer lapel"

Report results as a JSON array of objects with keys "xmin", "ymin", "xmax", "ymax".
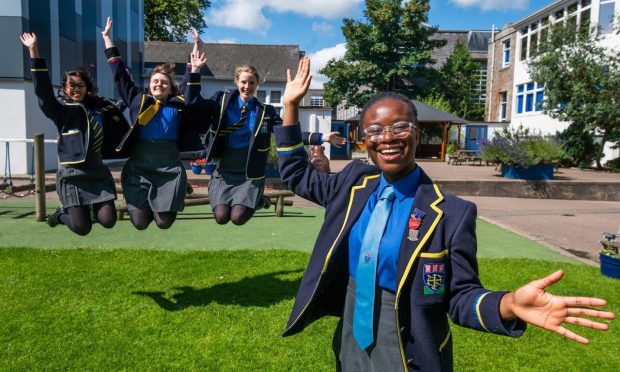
[{"xmin": 395, "ymin": 169, "xmax": 445, "ymax": 296}]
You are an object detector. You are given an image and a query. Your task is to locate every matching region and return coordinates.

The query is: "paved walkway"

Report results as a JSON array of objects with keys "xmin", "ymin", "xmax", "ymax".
[
  {"xmin": 286, "ymin": 160, "xmax": 620, "ymax": 265},
  {"xmin": 4, "ymin": 160, "xmax": 619, "ymax": 265}
]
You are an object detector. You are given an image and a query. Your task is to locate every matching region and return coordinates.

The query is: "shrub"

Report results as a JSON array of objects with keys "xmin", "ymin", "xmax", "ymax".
[{"xmin": 481, "ymin": 126, "xmax": 562, "ymax": 168}]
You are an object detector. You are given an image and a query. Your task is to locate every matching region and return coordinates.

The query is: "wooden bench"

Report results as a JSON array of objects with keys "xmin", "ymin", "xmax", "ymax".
[{"xmin": 115, "ymin": 189, "xmax": 295, "ymax": 220}]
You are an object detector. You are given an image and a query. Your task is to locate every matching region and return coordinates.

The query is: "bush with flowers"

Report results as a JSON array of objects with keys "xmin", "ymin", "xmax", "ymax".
[
  {"xmin": 481, "ymin": 125, "xmax": 562, "ymax": 168},
  {"xmin": 189, "ymin": 158, "xmax": 207, "ymax": 167}
]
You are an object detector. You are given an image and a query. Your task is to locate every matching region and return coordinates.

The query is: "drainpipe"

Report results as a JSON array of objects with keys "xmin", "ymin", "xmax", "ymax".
[{"xmin": 487, "ymin": 24, "xmax": 496, "ymax": 122}]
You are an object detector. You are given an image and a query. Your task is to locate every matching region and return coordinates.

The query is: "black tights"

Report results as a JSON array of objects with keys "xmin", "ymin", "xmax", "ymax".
[
  {"xmin": 59, "ymin": 201, "xmax": 116, "ymax": 236},
  {"xmin": 213, "ymin": 204, "xmax": 255, "ymax": 225},
  {"xmin": 128, "ymin": 209, "xmax": 177, "ymax": 230}
]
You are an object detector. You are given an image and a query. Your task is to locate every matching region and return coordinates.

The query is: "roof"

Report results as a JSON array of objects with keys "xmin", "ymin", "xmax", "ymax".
[
  {"xmin": 144, "ymin": 41, "xmax": 303, "ymax": 82},
  {"xmin": 431, "ymin": 30, "xmax": 492, "ymax": 66},
  {"xmin": 348, "ymin": 99, "xmax": 468, "ymax": 124}
]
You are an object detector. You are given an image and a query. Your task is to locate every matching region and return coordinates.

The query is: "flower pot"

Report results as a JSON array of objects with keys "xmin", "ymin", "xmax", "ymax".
[
  {"xmin": 204, "ymin": 162, "xmax": 217, "ymax": 175},
  {"xmin": 600, "ymin": 253, "xmax": 620, "ymax": 279},
  {"xmin": 265, "ymin": 164, "xmax": 280, "ymax": 178},
  {"xmin": 501, "ymin": 163, "xmax": 554, "ymax": 180},
  {"xmin": 191, "ymin": 165, "xmax": 203, "ymax": 174}
]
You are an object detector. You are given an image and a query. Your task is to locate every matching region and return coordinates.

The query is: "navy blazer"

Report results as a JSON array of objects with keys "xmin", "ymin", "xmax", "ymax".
[
  {"xmin": 274, "ymin": 124, "xmax": 525, "ymax": 371},
  {"xmin": 104, "ymin": 47, "xmax": 204, "ymax": 155},
  {"xmin": 30, "ymin": 58, "xmax": 129, "ymax": 163},
  {"xmin": 183, "ymin": 72, "xmax": 324, "ymax": 180}
]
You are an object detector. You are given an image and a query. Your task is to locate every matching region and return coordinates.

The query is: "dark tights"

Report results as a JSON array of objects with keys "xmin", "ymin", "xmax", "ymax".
[
  {"xmin": 59, "ymin": 201, "xmax": 116, "ymax": 236},
  {"xmin": 128, "ymin": 209, "xmax": 177, "ymax": 230},
  {"xmin": 213, "ymin": 204, "xmax": 255, "ymax": 225}
]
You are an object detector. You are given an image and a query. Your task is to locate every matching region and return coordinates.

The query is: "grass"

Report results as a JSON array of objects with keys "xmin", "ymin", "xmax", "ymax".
[
  {"xmin": 0, "ymin": 249, "xmax": 617, "ymax": 371},
  {"xmin": 1, "ymin": 198, "xmax": 613, "ymax": 370}
]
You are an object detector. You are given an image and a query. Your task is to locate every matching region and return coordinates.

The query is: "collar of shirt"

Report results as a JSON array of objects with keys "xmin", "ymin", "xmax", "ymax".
[
  {"xmin": 236, "ymin": 95, "xmax": 256, "ymax": 111},
  {"xmin": 376, "ymin": 165, "xmax": 420, "ymax": 203}
]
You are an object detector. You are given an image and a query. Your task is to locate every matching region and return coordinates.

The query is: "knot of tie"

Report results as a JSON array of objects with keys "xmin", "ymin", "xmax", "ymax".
[{"xmin": 379, "ymin": 185, "xmax": 395, "ymax": 201}]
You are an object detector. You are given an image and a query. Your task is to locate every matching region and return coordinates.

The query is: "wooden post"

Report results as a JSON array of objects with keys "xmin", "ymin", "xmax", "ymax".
[
  {"xmin": 441, "ymin": 122, "xmax": 449, "ymax": 161},
  {"xmin": 34, "ymin": 133, "xmax": 46, "ymax": 222}
]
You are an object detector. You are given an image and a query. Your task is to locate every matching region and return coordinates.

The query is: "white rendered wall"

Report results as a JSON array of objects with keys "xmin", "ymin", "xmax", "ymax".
[{"xmin": 299, "ymin": 108, "xmax": 333, "ymax": 158}]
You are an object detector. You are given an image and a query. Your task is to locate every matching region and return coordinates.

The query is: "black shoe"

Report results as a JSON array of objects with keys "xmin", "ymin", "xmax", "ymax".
[
  {"xmin": 262, "ymin": 196, "xmax": 271, "ymax": 210},
  {"xmin": 47, "ymin": 206, "xmax": 64, "ymax": 227},
  {"xmin": 186, "ymin": 182, "xmax": 194, "ymax": 195}
]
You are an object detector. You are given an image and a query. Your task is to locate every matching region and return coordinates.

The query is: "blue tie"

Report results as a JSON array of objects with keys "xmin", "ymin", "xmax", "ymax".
[{"xmin": 353, "ymin": 185, "xmax": 396, "ymax": 350}]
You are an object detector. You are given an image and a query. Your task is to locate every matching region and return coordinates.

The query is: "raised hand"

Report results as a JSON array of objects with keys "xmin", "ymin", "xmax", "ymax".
[
  {"xmin": 500, "ymin": 270, "xmax": 615, "ymax": 344},
  {"xmin": 323, "ymin": 132, "xmax": 347, "ymax": 148},
  {"xmin": 189, "ymin": 28, "xmax": 203, "ymax": 54},
  {"xmin": 20, "ymin": 32, "xmax": 39, "ymax": 58},
  {"xmin": 190, "ymin": 51, "xmax": 207, "ymax": 73},
  {"xmin": 101, "ymin": 17, "xmax": 115, "ymax": 48},
  {"xmin": 283, "ymin": 56, "xmax": 312, "ymax": 106}
]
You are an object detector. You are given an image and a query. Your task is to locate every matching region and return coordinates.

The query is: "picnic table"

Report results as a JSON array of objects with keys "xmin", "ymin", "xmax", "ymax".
[{"xmin": 450, "ymin": 150, "xmax": 483, "ymax": 166}]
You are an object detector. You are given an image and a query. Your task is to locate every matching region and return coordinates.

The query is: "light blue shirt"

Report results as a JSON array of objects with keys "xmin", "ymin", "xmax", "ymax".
[
  {"xmin": 225, "ymin": 96, "xmax": 257, "ymax": 149},
  {"xmin": 348, "ymin": 166, "xmax": 421, "ymax": 291}
]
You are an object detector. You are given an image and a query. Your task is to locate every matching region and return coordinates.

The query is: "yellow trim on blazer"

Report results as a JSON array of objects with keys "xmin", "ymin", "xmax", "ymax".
[
  {"xmin": 420, "ymin": 249, "xmax": 449, "ymax": 258},
  {"xmin": 395, "ymin": 183, "xmax": 444, "ymax": 369},
  {"xmin": 475, "ymin": 292, "xmax": 491, "ymax": 332},
  {"xmin": 276, "ymin": 143, "xmax": 304, "ymax": 152},
  {"xmin": 30, "ymin": 68, "xmax": 48, "ymax": 72}
]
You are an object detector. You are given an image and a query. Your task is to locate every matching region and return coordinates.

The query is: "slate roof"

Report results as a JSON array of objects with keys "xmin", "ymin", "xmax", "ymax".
[
  {"xmin": 144, "ymin": 41, "xmax": 303, "ymax": 83},
  {"xmin": 431, "ymin": 30, "xmax": 492, "ymax": 66}
]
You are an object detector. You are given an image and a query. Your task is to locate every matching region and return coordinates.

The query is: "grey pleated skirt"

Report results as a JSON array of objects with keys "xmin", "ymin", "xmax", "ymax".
[
  {"xmin": 121, "ymin": 140, "xmax": 186, "ymax": 212},
  {"xmin": 56, "ymin": 152, "xmax": 116, "ymax": 208},
  {"xmin": 332, "ymin": 278, "xmax": 404, "ymax": 372},
  {"xmin": 208, "ymin": 147, "xmax": 264, "ymax": 210}
]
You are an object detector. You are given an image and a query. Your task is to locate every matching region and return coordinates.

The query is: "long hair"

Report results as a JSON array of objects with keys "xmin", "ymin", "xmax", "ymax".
[
  {"xmin": 57, "ymin": 65, "xmax": 97, "ymax": 103},
  {"xmin": 150, "ymin": 63, "xmax": 179, "ymax": 97}
]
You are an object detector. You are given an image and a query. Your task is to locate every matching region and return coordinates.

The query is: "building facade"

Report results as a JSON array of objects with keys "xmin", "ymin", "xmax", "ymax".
[
  {"xmin": 0, "ymin": 0, "xmax": 143, "ymax": 174},
  {"xmin": 486, "ymin": 0, "xmax": 619, "ymax": 160}
]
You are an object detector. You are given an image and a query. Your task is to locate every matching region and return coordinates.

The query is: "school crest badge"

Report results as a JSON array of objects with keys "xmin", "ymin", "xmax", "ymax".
[{"xmin": 423, "ymin": 263, "xmax": 445, "ymax": 295}]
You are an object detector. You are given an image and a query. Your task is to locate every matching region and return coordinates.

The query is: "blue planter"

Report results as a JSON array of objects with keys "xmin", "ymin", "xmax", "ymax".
[
  {"xmin": 501, "ymin": 163, "xmax": 554, "ymax": 180},
  {"xmin": 204, "ymin": 162, "xmax": 217, "ymax": 175},
  {"xmin": 600, "ymin": 253, "xmax": 620, "ymax": 279},
  {"xmin": 191, "ymin": 165, "xmax": 203, "ymax": 175},
  {"xmin": 265, "ymin": 164, "xmax": 280, "ymax": 178}
]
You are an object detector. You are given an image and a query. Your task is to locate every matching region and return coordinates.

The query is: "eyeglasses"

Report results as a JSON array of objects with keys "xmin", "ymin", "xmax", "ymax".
[
  {"xmin": 363, "ymin": 121, "xmax": 417, "ymax": 143},
  {"xmin": 67, "ymin": 82, "xmax": 86, "ymax": 90}
]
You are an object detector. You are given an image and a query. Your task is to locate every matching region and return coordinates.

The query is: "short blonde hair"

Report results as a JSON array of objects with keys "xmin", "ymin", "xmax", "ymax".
[
  {"xmin": 234, "ymin": 65, "xmax": 260, "ymax": 83},
  {"xmin": 150, "ymin": 63, "xmax": 179, "ymax": 96}
]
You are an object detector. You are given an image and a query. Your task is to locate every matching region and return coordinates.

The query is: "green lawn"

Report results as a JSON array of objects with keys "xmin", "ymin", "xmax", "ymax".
[
  {"xmin": 0, "ymin": 249, "xmax": 617, "ymax": 371},
  {"xmin": 1, "ymin": 199, "xmax": 615, "ymax": 371}
]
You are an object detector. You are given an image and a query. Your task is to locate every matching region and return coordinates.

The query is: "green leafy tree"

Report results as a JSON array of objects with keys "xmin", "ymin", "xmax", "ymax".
[
  {"xmin": 321, "ymin": 0, "xmax": 445, "ymax": 109},
  {"xmin": 528, "ymin": 23, "xmax": 620, "ymax": 169},
  {"xmin": 145, "ymin": 0, "xmax": 210, "ymax": 42},
  {"xmin": 421, "ymin": 92, "xmax": 452, "ymax": 113},
  {"xmin": 439, "ymin": 42, "xmax": 484, "ymax": 121}
]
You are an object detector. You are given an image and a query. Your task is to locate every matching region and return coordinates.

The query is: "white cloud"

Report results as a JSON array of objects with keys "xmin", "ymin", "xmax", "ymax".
[
  {"xmin": 206, "ymin": 0, "xmax": 361, "ymax": 33},
  {"xmin": 449, "ymin": 0, "xmax": 529, "ymax": 11},
  {"xmin": 308, "ymin": 43, "xmax": 346, "ymax": 89},
  {"xmin": 312, "ymin": 21, "xmax": 335, "ymax": 35},
  {"xmin": 207, "ymin": 0, "xmax": 271, "ymax": 34}
]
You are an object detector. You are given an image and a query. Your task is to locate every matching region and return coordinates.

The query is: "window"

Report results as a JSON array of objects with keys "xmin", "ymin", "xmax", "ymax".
[
  {"xmin": 310, "ymin": 96, "xmax": 324, "ymax": 107},
  {"xmin": 270, "ymin": 90, "xmax": 282, "ymax": 104},
  {"xmin": 476, "ymin": 61, "xmax": 488, "ymax": 103},
  {"xmin": 516, "ymin": 82, "xmax": 545, "ymax": 114},
  {"xmin": 256, "ymin": 90, "xmax": 266, "ymax": 103},
  {"xmin": 502, "ymin": 40, "xmax": 511, "ymax": 67},
  {"xmin": 519, "ymin": 33, "xmax": 528, "ymax": 61},
  {"xmin": 599, "ymin": 0, "xmax": 616, "ymax": 35},
  {"xmin": 499, "ymin": 91, "xmax": 508, "ymax": 122}
]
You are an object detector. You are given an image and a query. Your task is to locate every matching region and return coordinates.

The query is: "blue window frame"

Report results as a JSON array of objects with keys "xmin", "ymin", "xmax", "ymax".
[{"xmin": 516, "ymin": 82, "xmax": 545, "ymax": 114}]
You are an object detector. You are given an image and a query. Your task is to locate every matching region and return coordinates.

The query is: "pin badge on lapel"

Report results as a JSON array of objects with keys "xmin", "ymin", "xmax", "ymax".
[{"xmin": 407, "ymin": 208, "xmax": 426, "ymax": 242}]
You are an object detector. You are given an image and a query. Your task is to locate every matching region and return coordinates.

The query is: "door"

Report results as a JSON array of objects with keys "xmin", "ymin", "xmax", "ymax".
[{"xmin": 465, "ymin": 125, "xmax": 487, "ymax": 151}]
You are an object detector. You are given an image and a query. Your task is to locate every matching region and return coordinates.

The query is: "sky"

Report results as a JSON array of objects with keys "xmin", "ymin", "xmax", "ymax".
[{"xmin": 199, "ymin": 0, "xmax": 548, "ymax": 87}]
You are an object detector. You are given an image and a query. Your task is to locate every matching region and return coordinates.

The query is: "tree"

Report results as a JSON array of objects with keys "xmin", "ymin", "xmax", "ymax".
[
  {"xmin": 321, "ymin": 0, "xmax": 445, "ymax": 109},
  {"xmin": 438, "ymin": 42, "xmax": 484, "ymax": 121},
  {"xmin": 144, "ymin": 0, "xmax": 210, "ymax": 42},
  {"xmin": 528, "ymin": 23, "xmax": 620, "ymax": 169}
]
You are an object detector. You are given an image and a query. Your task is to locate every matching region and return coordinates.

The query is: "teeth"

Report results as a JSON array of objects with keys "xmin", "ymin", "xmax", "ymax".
[{"xmin": 380, "ymin": 148, "xmax": 401, "ymax": 154}]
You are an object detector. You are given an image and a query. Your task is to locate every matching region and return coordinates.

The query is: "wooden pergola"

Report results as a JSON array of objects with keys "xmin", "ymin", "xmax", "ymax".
[{"xmin": 347, "ymin": 100, "xmax": 468, "ymax": 161}]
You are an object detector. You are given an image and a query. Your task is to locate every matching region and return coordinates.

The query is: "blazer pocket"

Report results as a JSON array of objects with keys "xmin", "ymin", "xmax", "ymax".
[
  {"xmin": 60, "ymin": 130, "xmax": 85, "ymax": 158},
  {"xmin": 413, "ymin": 254, "xmax": 449, "ymax": 306}
]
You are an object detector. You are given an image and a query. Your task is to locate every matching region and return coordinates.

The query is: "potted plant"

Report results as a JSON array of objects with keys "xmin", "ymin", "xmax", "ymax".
[
  {"xmin": 189, "ymin": 158, "xmax": 206, "ymax": 174},
  {"xmin": 599, "ymin": 230, "xmax": 620, "ymax": 279},
  {"xmin": 266, "ymin": 137, "xmax": 280, "ymax": 178},
  {"xmin": 480, "ymin": 126, "xmax": 562, "ymax": 180}
]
